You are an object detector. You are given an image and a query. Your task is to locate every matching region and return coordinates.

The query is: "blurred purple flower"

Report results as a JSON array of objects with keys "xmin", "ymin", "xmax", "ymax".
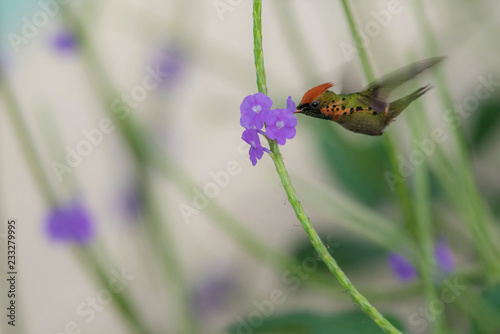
[
  {"xmin": 156, "ymin": 45, "xmax": 186, "ymax": 88},
  {"xmin": 242, "ymin": 129, "xmax": 265, "ymax": 166},
  {"xmin": 192, "ymin": 275, "xmax": 234, "ymax": 317},
  {"xmin": 51, "ymin": 30, "xmax": 78, "ymax": 53},
  {"xmin": 434, "ymin": 238, "xmax": 455, "ymax": 273},
  {"xmin": 265, "ymin": 96, "xmax": 297, "ymax": 145},
  {"xmin": 388, "ymin": 253, "xmax": 418, "ymax": 282},
  {"xmin": 240, "ymin": 93, "xmax": 273, "ymax": 130},
  {"xmin": 120, "ymin": 183, "xmax": 144, "ymax": 220},
  {"xmin": 45, "ymin": 201, "xmax": 95, "ymax": 244}
]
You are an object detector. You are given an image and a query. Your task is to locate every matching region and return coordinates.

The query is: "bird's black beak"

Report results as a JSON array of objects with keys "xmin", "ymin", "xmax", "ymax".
[{"xmin": 294, "ymin": 104, "xmax": 306, "ymax": 113}]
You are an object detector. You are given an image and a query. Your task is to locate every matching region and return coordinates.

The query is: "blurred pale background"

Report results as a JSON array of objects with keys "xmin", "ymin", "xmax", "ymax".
[{"xmin": 1, "ymin": 0, "xmax": 500, "ymax": 334}]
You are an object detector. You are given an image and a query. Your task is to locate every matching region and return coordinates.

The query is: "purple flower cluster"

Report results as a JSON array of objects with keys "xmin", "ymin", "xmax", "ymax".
[
  {"xmin": 45, "ymin": 201, "xmax": 95, "ymax": 245},
  {"xmin": 240, "ymin": 93, "xmax": 297, "ymax": 165},
  {"xmin": 388, "ymin": 238, "xmax": 455, "ymax": 282}
]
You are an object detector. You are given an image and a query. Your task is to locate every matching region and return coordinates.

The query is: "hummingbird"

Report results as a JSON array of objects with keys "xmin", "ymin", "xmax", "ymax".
[{"xmin": 294, "ymin": 57, "xmax": 445, "ymax": 136}]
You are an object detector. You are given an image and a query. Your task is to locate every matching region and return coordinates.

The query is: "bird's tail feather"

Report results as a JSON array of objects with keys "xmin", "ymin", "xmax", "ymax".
[{"xmin": 388, "ymin": 85, "xmax": 432, "ymax": 119}]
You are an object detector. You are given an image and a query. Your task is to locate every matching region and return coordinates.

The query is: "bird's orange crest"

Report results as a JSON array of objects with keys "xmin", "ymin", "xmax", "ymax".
[{"xmin": 299, "ymin": 82, "xmax": 334, "ymax": 105}]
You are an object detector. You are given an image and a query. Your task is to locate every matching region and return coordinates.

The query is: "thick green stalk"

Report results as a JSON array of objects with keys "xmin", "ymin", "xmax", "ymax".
[
  {"xmin": 252, "ymin": 1, "xmax": 401, "ymax": 333},
  {"xmin": 339, "ymin": 0, "xmax": 417, "ymax": 237},
  {"xmin": 269, "ymin": 149, "xmax": 400, "ymax": 334},
  {"xmin": 253, "ymin": 0, "xmax": 268, "ymax": 95}
]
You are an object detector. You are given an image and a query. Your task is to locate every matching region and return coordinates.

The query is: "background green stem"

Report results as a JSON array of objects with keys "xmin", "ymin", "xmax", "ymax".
[
  {"xmin": 407, "ymin": 83, "xmax": 445, "ymax": 334},
  {"xmin": 412, "ymin": 0, "xmax": 500, "ymax": 278},
  {"xmin": 1, "ymin": 74, "xmax": 59, "ymax": 207},
  {"xmin": 339, "ymin": 0, "xmax": 417, "ymax": 237}
]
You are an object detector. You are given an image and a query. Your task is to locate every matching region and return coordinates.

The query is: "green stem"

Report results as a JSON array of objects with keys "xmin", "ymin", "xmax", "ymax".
[
  {"xmin": 339, "ymin": 0, "xmax": 375, "ymax": 82},
  {"xmin": 339, "ymin": 0, "xmax": 417, "ymax": 237},
  {"xmin": 271, "ymin": 0, "xmax": 321, "ymax": 84},
  {"xmin": 139, "ymin": 168, "xmax": 199, "ymax": 334},
  {"xmin": 252, "ymin": 1, "xmax": 401, "ymax": 333},
  {"xmin": 269, "ymin": 146, "xmax": 401, "ymax": 334},
  {"xmin": 73, "ymin": 248, "xmax": 151, "ymax": 334},
  {"xmin": 412, "ymin": 1, "xmax": 500, "ymax": 277},
  {"xmin": 1, "ymin": 74, "xmax": 59, "ymax": 207},
  {"xmin": 407, "ymin": 92, "xmax": 445, "ymax": 334}
]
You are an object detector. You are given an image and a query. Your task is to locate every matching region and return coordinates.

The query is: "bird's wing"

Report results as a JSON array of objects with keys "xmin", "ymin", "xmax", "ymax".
[{"xmin": 365, "ymin": 56, "xmax": 445, "ymax": 102}]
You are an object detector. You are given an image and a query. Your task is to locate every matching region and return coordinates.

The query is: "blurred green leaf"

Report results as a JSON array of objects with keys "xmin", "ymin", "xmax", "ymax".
[
  {"xmin": 314, "ymin": 121, "xmax": 392, "ymax": 207},
  {"xmin": 471, "ymin": 95, "xmax": 500, "ymax": 151},
  {"xmin": 226, "ymin": 310, "xmax": 405, "ymax": 334},
  {"xmin": 470, "ymin": 285, "xmax": 500, "ymax": 334},
  {"xmin": 292, "ymin": 233, "xmax": 386, "ymax": 274}
]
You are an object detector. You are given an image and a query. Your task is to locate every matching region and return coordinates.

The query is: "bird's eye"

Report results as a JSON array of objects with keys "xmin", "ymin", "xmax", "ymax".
[{"xmin": 311, "ymin": 101, "xmax": 319, "ymax": 108}]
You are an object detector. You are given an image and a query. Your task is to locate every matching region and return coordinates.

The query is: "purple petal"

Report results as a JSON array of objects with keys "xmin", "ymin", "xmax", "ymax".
[
  {"xmin": 242, "ymin": 129, "xmax": 261, "ymax": 146},
  {"xmin": 284, "ymin": 114, "xmax": 298, "ymax": 127},
  {"xmin": 240, "ymin": 112, "xmax": 264, "ymax": 130},
  {"xmin": 253, "ymin": 93, "xmax": 273, "ymax": 109},
  {"xmin": 282, "ymin": 127, "xmax": 296, "ymax": 140},
  {"xmin": 249, "ymin": 146, "xmax": 264, "ymax": 166},
  {"xmin": 388, "ymin": 253, "xmax": 418, "ymax": 282},
  {"xmin": 240, "ymin": 93, "xmax": 272, "ymax": 115},
  {"xmin": 286, "ymin": 96, "xmax": 296, "ymax": 112},
  {"xmin": 434, "ymin": 239, "xmax": 455, "ymax": 273},
  {"xmin": 240, "ymin": 95, "xmax": 256, "ymax": 114},
  {"xmin": 242, "ymin": 129, "xmax": 265, "ymax": 166},
  {"xmin": 260, "ymin": 108, "xmax": 271, "ymax": 122},
  {"xmin": 249, "ymin": 150, "xmax": 258, "ymax": 166},
  {"xmin": 276, "ymin": 134, "xmax": 287, "ymax": 145},
  {"xmin": 265, "ymin": 126, "xmax": 279, "ymax": 141}
]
